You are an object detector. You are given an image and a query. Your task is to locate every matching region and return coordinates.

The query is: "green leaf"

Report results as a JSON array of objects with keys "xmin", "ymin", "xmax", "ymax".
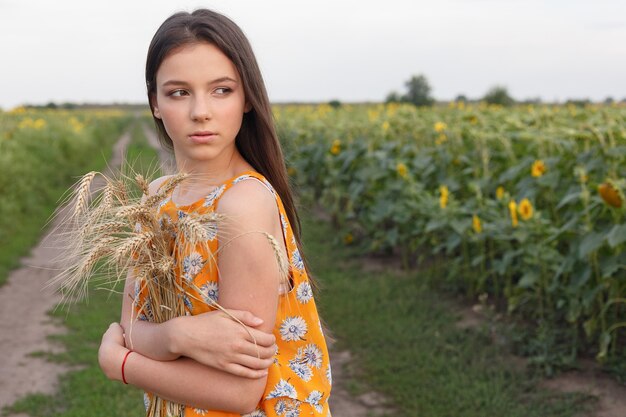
[
  {"xmin": 578, "ymin": 231, "xmax": 605, "ymax": 258},
  {"xmin": 518, "ymin": 272, "xmax": 538, "ymax": 288},
  {"xmin": 556, "ymin": 192, "xmax": 580, "ymax": 209},
  {"xmin": 607, "ymin": 224, "xmax": 626, "ymax": 248}
]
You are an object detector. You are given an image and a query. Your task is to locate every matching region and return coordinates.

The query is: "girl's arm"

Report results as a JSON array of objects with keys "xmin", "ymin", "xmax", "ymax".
[
  {"xmin": 118, "ymin": 175, "xmax": 277, "ymax": 378},
  {"xmin": 100, "ymin": 178, "xmax": 284, "ymax": 413},
  {"xmin": 120, "ymin": 269, "xmax": 277, "ymax": 378}
]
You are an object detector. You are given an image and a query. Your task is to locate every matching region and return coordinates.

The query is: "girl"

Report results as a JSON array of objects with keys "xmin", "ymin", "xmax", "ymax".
[{"xmin": 97, "ymin": 8, "xmax": 332, "ymax": 417}]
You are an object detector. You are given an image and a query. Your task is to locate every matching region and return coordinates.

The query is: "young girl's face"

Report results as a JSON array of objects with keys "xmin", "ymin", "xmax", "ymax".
[{"xmin": 151, "ymin": 42, "xmax": 251, "ymax": 168}]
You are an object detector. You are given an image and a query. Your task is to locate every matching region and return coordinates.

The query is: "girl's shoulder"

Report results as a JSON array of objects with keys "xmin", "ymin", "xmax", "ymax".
[{"xmin": 148, "ymin": 175, "xmax": 173, "ymax": 195}]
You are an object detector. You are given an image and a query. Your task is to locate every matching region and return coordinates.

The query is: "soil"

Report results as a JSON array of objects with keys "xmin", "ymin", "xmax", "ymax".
[{"xmin": 0, "ymin": 131, "xmax": 131, "ymax": 412}]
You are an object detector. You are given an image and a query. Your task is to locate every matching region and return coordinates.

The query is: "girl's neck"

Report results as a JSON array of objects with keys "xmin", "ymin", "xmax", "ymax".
[{"xmin": 173, "ymin": 151, "xmax": 255, "ymax": 196}]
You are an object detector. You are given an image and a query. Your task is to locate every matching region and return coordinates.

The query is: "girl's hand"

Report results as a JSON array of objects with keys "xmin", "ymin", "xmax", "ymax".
[
  {"xmin": 98, "ymin": 322, "xmax": 129, "ymax": 382},
  {"xmin": 167, "ymin": 309, "xmax": 277, "ymax": 379}
]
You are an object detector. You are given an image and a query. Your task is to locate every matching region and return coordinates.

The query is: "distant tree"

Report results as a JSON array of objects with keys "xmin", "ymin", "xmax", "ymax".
[
  {"xmin": 402, "ymin": 74, "xmax": 434, "ymax": 107},
  {"xmin": 455, "ymin": 94, "xmax": 468, "ymax": 103},
  {"xmin": 45, "ymin": 101, "xmax": 58, "ymax": 109},
  {"xmin": 328, "ymin": 99, "xmax": 342, "ymax": 109},
  {"xmin": 483, "ymin": 85, "xmax": 515, "ymax": 106},
  {"xmin": 521, "ymin": 97, "xmax": 542, "ymax": 105},
  {"xmin": 385, "ymin": 91, "xmax": 402, "ymax": 104},
  {"xmin": 565, "ymin": 98, "xmax": 591, "ymax": 107},
  {"xmin": 603, "ymin": 96, "xmax": 614, "ymax": 105}
]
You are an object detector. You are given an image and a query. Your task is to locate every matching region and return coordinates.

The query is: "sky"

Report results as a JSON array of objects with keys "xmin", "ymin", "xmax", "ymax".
[{"xmin": 1, "ymin": 0, "xmax": 625, "ymax": 109}]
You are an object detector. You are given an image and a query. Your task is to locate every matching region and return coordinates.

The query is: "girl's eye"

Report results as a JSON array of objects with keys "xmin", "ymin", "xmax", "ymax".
[
  {"xmin": 215, "ymin": 87, "xmax": 231, "ymax": 95},
  {"xmin": 169, "ymin": 89, "xmax": 188, "ymax": 97}
]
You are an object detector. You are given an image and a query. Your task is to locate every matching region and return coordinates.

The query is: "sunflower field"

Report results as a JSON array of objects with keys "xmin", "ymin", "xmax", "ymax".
[{"xmin": 276, "ymin": 102, "xmax": 626, "ymax": 371}]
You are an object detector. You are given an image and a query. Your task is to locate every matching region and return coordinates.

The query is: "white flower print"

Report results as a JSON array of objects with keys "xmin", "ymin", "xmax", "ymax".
[
  {"xmin": 158, "ymin": 196, "xmax": 170, "ymax": 208},
  {"xmin": 280, "ymin": 316, "xmax": 308, "ymax": 342},
  {"xmin": 134, "ymin": 222, "xmax": 142, "ymax": 233},
  {"xmin": 193, "ymin": 408, "xmax": 207, "ymax": 415},
  {"xmin": 280, "ymin": 213, "xmax": 289, "ymax": 232},
  {"xmin": 301, "ymin": 344, "xmax": 323, "ymax": 369},
  {"xmin": 326, "ymin": 363, "xmax": 332, "ymax": 385},
  {"xmin": 233, "ymin": 174, "xmax": 252, "ymax": 184},
  {"xmin": 274, "ymin": 400, "xmax": 287, "ymax": 415},
  {"xmin": 183, "ymin": 293, "xmax": 193, "ymax": 313},
  {"xmin": 296, "ymin": 281, "xmax": 312, "ymax": 304},
  {"xmin": 285, "ymin": 406, "xmax": 300, "ymax": 417},
  {"xmin": 203, "ymin": 184, "xmax": 225, "ymax": 207},
  {"xmin": 291, "ymin": 248, "xmax": 304, "ymax": 271},
  {"xmin": 143, "ymin": 392, "xmax": 150, "ymax": 411},
  {"xmin": 266, "ymin": 379, "xmax": 297, "ymax": 399},
  {"xmin": 243, "ymin": 409, "xmax": 267, "ymax": 417},
  {"xmin": 182, "ymin": 252, "xmax": 204, "ymax": 281},
  {"xmin": 288, "ymin": 358, "xmax": 313, "ymax": 381},
  {"xmin": 262, "ymin": 179, "xmax": 277, "ymax": 196},
  {"xmin": 199, "ymin": 281, "xmax": 219, "ymax": 304},
  {"xmin": 305, "ymin": 391, "xmax": 324, "ymax": 413}
]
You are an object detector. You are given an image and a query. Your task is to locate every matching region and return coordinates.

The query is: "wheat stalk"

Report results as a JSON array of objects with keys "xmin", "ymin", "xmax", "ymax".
[{"xmin": 50, "ymin": 165, "xmax": 292, "ymax": 417}]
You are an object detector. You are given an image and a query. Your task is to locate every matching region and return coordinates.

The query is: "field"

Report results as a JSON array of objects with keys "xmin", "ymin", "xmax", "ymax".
[
  {"xmin": 275, "ymin": 102, "xmax": 626, "ymax": 373},
  {"xmin": 0, "ymin": 104, "xmax": 624, "ymax": 416}
]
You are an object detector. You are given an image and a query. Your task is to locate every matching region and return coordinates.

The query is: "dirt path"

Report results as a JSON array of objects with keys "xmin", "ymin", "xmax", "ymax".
[{"xmin": 0, "ymin": 130, "xmax": 131, "ymax": 411}]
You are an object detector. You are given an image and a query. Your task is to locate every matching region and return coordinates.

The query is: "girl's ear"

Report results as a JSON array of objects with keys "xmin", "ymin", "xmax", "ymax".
[
  {"xmin": 150, "ymin": 94, "xmax": 162, "ymax": 119},
  {"xmin": 244, "ymin": 101, "xmax": 252, "ymax": 113}
]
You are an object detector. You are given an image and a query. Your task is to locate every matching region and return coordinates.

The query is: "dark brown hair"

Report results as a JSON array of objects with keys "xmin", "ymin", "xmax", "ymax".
[{"xmin": 145, "ymin": 9, "xmax": 318, "ymax": 291}]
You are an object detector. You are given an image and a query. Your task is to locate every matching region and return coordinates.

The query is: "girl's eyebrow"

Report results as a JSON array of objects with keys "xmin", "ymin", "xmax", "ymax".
[{"xmin": 162, "ymin": 76, "xmax": 238, "ymax": 87}]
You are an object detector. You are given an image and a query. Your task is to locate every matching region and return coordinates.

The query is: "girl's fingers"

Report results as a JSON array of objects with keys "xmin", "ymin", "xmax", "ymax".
[
  {"xmin": 231, "ymin": 354, "xmax": 274, "ymax": 372},
  {"xmin": 236, "ymin": 342, "xmax": 276, "ymax": 361},
  {"xmin": 226, "ymin": 363, "xmax": 270, "ymax": 379},
  {"xmin": 242, "ymin": 328, "xmax": 276, "ymax": 348}
]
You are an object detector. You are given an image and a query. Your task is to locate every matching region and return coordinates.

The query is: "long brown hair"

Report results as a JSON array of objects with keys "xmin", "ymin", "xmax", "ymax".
[{"xmin": 145, "ymin": 9, "xmax": 318, "ymax": 290}]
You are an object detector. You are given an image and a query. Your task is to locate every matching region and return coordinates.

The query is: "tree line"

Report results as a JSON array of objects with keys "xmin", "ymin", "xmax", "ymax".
[{"xmin": 386, "ymin": 74, "xmax": 625, "ymax": 107}]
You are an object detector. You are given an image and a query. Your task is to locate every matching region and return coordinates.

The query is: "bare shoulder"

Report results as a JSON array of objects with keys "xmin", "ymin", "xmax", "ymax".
[
  {"xmin": 148, "ymin": 175, "xmax": 173, "ymax": 196},
  {"xmin": 216, "ymin": 178, "xmax": 279, "ymax": 228}
]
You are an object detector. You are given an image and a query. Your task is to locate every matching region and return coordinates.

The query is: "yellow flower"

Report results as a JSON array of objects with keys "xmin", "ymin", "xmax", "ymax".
[
  {"xmin": 34, "ymin": 118, "xmax": 47, "ymax": 130},
  {"xmin": 69, "ymin": 117, "xmax": 85, "ymax": 134},
  {"xmin": 598, "ymin": 182, "xmax": 623, "ymax": 208},
  {"xmin": 435, "ymin": 133, "xmax": 447, "ymax": 145},
  {"xmin": 531, "ymin": 160, "xmax": 546, "ymax": 177},
  {"xmin": 434, "ymin": 121, "xmax": 447, "ymax": 133},
  {"xmin": 518, "ymin": 198, "xmax": 533, "ymax": 220},
  {"xmin": 330, "ymin": 139, "xmax": 341, "ymax": 155},
  {"xmin": 508, "ymin": 200, "xmax": 518, "ymax": 228},
  {"xmin": 396, "ymin": 162, "xmax": 408, "ymax": 179},
  {"xmin": 382, "ymin": 120, "xmax": 390, "ymax": 132},
  {"xmin": 496, "ymin": 186, "xmax": 505, "ymax": 200},
  {"xmin": 472, "ymin": 214, "xmax": 482, "ymax": 233},
  {"xmin": 439, "ymin": 185, "xmax": 449, "ymax": 209},
  {"xmin": 344, "ymin": 233, "xmax": 354, "ymax": 245},
  {"xmin": 287, "ymin": 166, "xmax": 297, "ymax": 176}
]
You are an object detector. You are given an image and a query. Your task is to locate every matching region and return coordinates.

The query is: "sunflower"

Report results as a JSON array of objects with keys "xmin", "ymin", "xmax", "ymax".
[
  {"xmin": 472, "ymin": 214, "xmax": 482, "ymax": 233},
  {"xmin": 439, "ymin": 185, "xmax": 449, "ymax": 209},
  {"xmin": 508, "ymin": 200, "xmax": 519, "ymax": 228},
  {"xmin": 531, "ymin": 160, "xmax": 546, "ymax": 177},
  {"xmin": 518, "ymin": 198, "xmax": 534, "ymax": 220}
]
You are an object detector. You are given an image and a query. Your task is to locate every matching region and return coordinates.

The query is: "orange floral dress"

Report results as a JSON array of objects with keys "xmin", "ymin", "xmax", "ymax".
[{"xmin": 134, "ymin": 170, "xmax": 332, "ymax": 417}]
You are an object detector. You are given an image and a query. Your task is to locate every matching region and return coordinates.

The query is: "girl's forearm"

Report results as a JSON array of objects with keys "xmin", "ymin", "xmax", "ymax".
[
  {"xmin": 124, "ymin": 350, "xmax": 266, "ymax": 414},
  {"xmin": 121, "ymin": 317, "xmax": 179, "ymax": 361}
]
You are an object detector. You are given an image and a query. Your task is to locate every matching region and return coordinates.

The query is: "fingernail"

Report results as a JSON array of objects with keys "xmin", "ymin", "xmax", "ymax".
[{"xmin": 253, "ymin": 317, "xmax": 263, "ymax": 325}]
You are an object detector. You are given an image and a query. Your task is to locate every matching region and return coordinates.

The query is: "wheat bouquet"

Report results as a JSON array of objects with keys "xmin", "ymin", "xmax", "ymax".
[{"xmin": 49, "ymin": 168, "xmax": 290, "ymax": 417}]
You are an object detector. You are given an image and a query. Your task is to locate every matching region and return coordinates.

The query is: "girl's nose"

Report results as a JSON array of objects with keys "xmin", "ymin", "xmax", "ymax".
[{"xmin": 190, "ymin": 97, "xmax": 212, "ymax": 121}]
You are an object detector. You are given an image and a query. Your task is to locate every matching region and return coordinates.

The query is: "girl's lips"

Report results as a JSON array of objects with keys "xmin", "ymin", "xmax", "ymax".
[{"xmin": 189, "ymin": 133, "xmax": 217, "ymax": 144}]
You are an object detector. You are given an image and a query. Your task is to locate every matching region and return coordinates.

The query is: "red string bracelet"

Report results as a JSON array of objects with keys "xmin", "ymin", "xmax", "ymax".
[{"xmin": 121, "ymin": 350, "xmax": 133, "ymax": 385}]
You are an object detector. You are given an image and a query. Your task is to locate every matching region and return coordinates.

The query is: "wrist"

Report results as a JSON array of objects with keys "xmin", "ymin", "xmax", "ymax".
[{"xmin": 164, "ymin": 317, "xmax": 184, "ymax": 358}]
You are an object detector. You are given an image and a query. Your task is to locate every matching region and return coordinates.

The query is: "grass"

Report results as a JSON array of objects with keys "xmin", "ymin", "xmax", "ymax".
[
  {"xmin": 298, "ymin": 202, "xmax": 596, "ymax": 417},
  {"xmin": 3, "ymin": 129, "xmax": 598, "ymax": 416},
  {"xmin": 0, "ymin": 117, "xmax": 131, "ymax": 286}
]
